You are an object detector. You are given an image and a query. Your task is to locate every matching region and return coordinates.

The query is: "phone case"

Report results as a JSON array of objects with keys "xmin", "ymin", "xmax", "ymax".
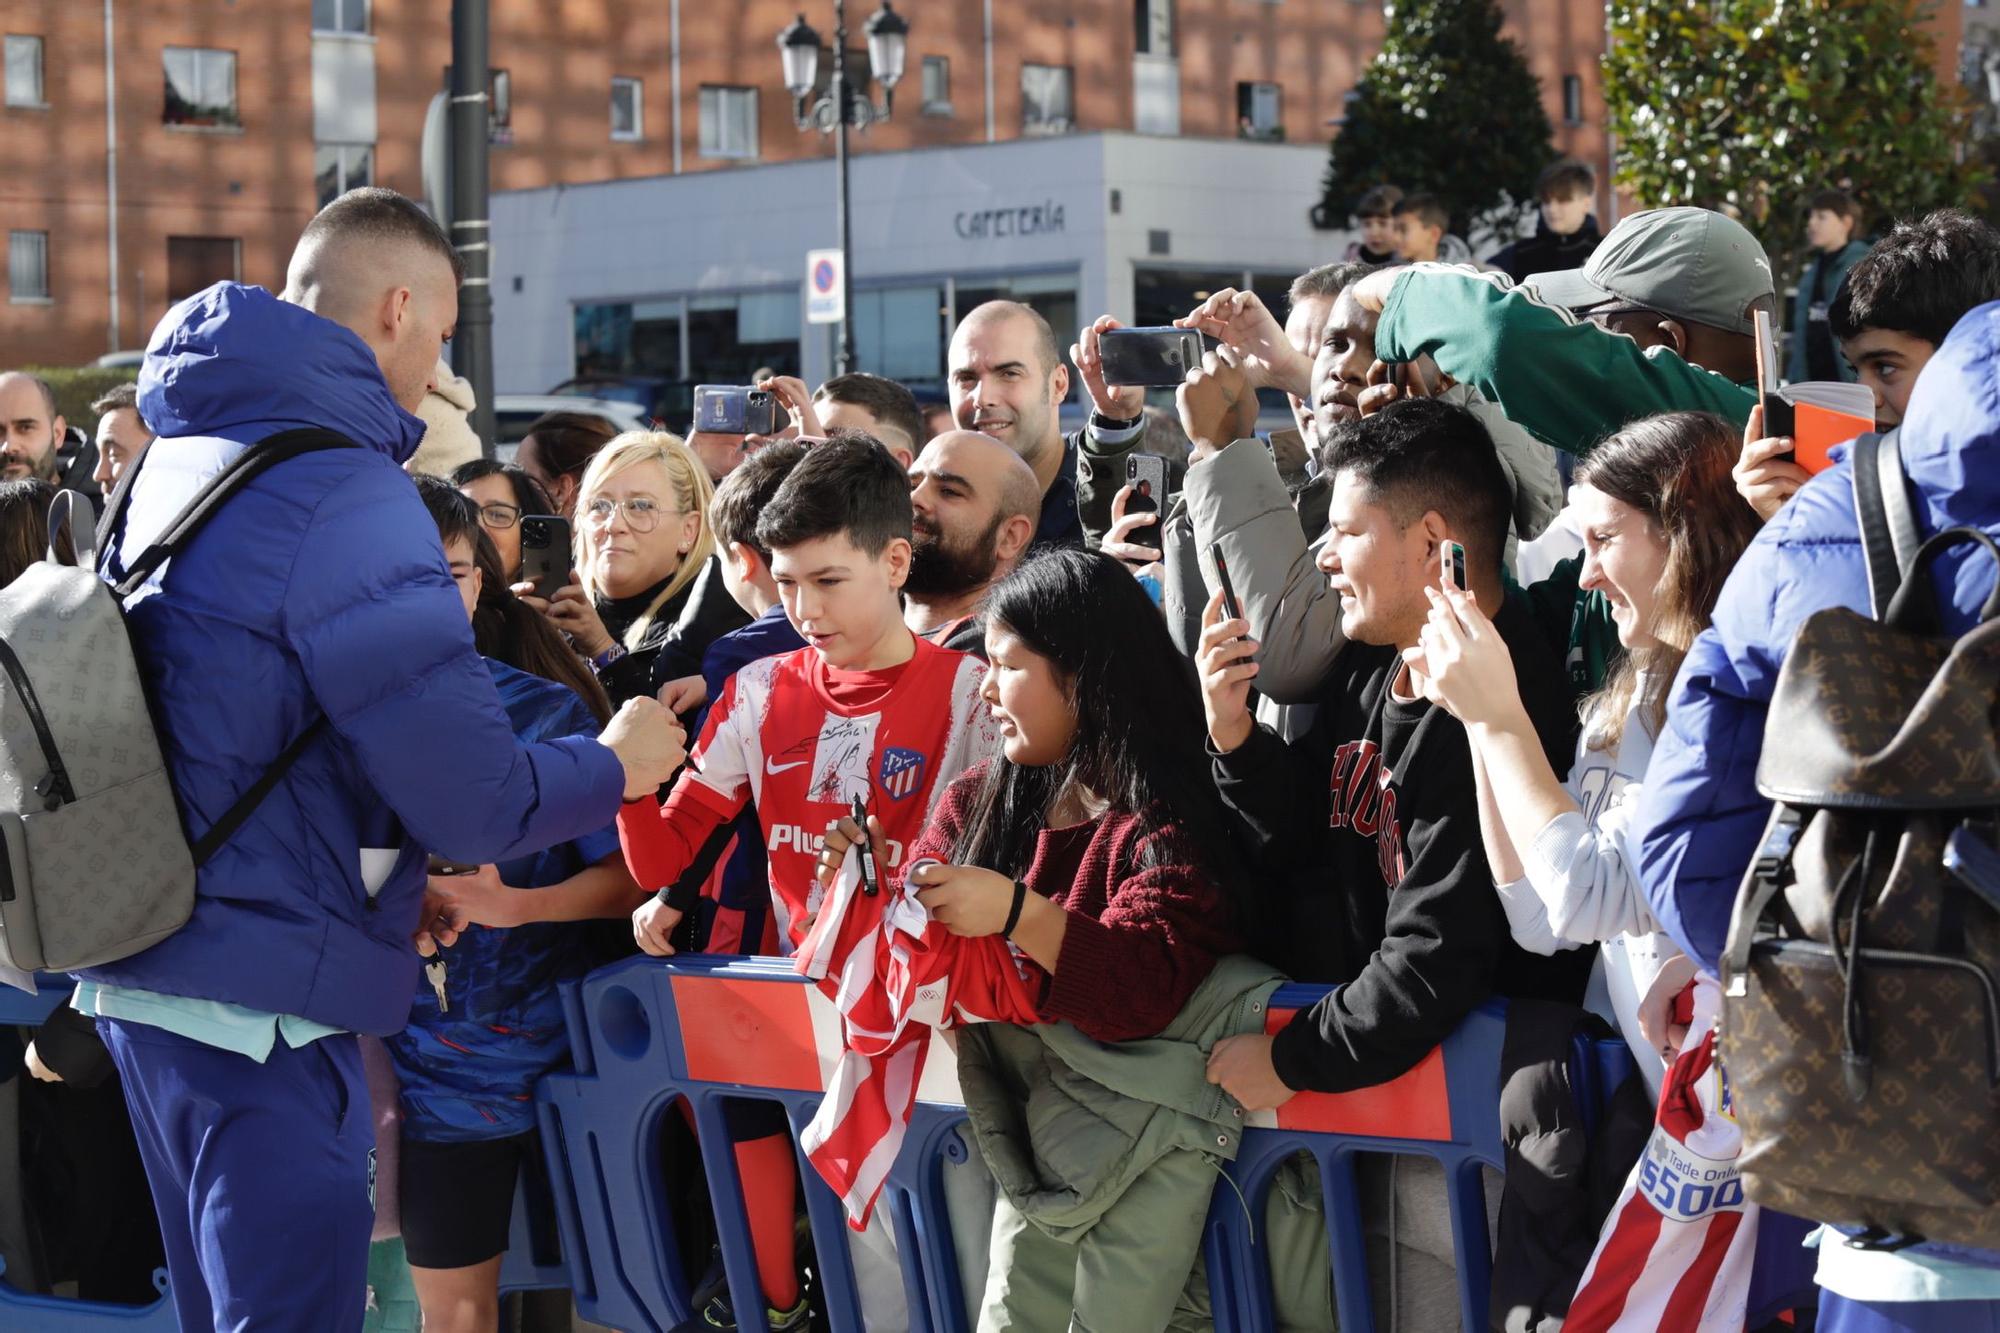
[
  {"xmin": 519, "ymin": 517, "xmax": 572, "ymax": 602},
  {"xmin": 1100, "ymin": 328, "xmax": 1206, "ymax": 388}
]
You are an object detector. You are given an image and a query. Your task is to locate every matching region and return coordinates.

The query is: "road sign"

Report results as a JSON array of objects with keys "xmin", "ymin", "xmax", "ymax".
[{"xmin": 806, "ymin": 248, "xmax": 844, "ymax": 325}]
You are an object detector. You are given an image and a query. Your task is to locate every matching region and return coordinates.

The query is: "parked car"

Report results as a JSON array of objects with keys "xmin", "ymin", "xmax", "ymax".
[
  {"xmin": 92, "ymin": 350, "xmax": 146, "ymax": 370},
  {"xmin": 548, "ymin": 375, "xmax": 696, "ymax": 428},
  {"xmin": 492, "ymin": 394, "xmax": 649, "ymax": 458}
]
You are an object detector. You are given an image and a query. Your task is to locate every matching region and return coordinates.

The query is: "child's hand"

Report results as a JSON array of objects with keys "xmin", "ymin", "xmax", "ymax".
[
  {"xmin": 910, "ymin": 862, "xmax": 1016, "ymax": 936},
  {"xmin": 1206, "ymin": 1033, "xmax": 1295, "ymax": 1111},
  {"xmin": 632, "ymin": 898, "xmax": 683, "ymax": 956},
  {"xmin": 814, "ymin": 813, "xmax": 886, "ymax": 890},
  {"xmin": 657, "ymin": 674, "xmax": 708, "ymax": 716},
  {"xmin": 1733, "ymin": 404, "xmax": 1811, "ymax": 522}
]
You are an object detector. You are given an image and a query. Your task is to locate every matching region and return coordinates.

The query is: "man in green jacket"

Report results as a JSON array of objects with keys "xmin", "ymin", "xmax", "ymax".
[
  {"xmin": 1106, "ymin": 207, "xmax": 1774, "ymax": 704},
  {"xmin": 1356, "ymin": 205, "xmax": 1770, "ymax": 454}
]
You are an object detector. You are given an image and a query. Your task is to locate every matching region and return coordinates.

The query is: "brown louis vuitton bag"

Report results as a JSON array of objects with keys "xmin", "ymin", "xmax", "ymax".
[{"xmin": 1720, "ymin": 492, "xmax": 2000, "ymax": 1254}]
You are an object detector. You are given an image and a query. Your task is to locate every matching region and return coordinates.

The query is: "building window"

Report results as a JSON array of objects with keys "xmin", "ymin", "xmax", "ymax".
[
  {"xmin": 312, "ymin": 0, "xmax": 369, "ymax": 34},
  {"xmin": 8, "ymin": 231, "xmax": 48, "ymax": 303},
  {"xmin": 699, "ymin": 85, "xmax": 759, "ymax": 159},
  {"xmin": 167, "ymin": 236, "xmax": 241, "ymax": 303},
  {"xmin": 314, "ymin": 143, "xmax": 374, "ymax": 208},
  {"xmin": 1022, "ymin": 64, "xmax": 1074, "ymax": 135},
  {"xmin": 611, "ymin": 76, "xmax": 643, "ymax": 140},
  {"xmin": 164, "ymin": 47, "xmax": 239, "ymax": 128},
  {"xmin": 4, "ymin": 35, "xmax": 43, "ymax": 108},
  {"xmin": 1136, "ymin": 0, "xmax": 1175, "ymax": 56},
  {"xmin": 922, "ymin": 56, "xmax": 951, "ymax": 116},
  {"xmin": 1237, "ymin": 81, "xmax": 1283, "ymax": 141},
  {"xmin": 1562, "ymin": 74, "xmax": 1583, "ymax": 125}
]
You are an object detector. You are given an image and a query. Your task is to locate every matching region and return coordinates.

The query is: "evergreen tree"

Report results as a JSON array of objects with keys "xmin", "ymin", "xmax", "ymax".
[
  {"xmin": 1603, "ymin": 0, "xmax": 1986, "ymax": 261},
  {"xmin": 1318, "ymin": 0, "xmax": 1556, "ymax": 240}
]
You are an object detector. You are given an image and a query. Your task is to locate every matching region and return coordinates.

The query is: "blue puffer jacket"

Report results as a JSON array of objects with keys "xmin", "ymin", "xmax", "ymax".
[
  {"xmin": 79, "ymin": 284, "xmax": 627, "ymax": 1036},
  {"xmin": 1638, "ymin": 301, "xmax": 2000, "ymax": 1275}
]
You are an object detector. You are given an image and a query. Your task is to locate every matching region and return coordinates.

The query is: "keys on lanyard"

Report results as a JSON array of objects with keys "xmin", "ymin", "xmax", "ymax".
[{"xmin": 425, "ymin": 952, "xmax": 449, "ymax": 1014}]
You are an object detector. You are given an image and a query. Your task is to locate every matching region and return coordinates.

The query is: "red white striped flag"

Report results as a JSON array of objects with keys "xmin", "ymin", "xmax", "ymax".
[{"xmin": 1565, "ymin": 977, "xmax": 1759, "ymax": 1332}]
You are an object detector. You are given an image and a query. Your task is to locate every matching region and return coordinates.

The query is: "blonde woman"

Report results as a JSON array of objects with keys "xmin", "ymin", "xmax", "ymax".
[{"xmin": 518, "ymin": 430, "xmax": 747, "ymax": 705}]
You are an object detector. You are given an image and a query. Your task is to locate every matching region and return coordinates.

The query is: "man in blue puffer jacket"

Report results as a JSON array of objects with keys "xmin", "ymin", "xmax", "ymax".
[
  {"xmin": 72, "ymin": 189, "xmax": 685, "ymax": 1331},
  {"xmin": 1638, "ymin": 302, "xmax": 2000, "ymax": 1328}
]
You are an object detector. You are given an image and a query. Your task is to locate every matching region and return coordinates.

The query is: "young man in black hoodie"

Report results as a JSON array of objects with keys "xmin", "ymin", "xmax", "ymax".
[
  {"xmin": 1199, "ymin": 397, "xmax": 1588, "ymax": 1327},
  {"xmin": 1200, "ymin": 395, "xmax": 1586, "ymax": 1100},
  {"xmin": 1487, "ymin": 158, "xmax": 1603, "ymax": 283}
]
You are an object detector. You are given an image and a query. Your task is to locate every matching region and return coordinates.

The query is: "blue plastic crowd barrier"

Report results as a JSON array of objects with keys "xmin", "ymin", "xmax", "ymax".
[{"xmin": 537, "ymin": 953, "xmax": 1639, "ymax": 1333}]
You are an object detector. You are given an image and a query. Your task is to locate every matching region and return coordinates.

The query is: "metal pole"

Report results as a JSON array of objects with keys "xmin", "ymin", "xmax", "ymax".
[
  {"xmin": 450, "ymin": 0, "xmax": 497, "ymax": 455},
  {"xmin": 832, "ymin": 0, "xmax": 856, "ymax": 375},
  {"xmin": 103, "ymin": 0, "xmax": 121, "ymax": 352}
]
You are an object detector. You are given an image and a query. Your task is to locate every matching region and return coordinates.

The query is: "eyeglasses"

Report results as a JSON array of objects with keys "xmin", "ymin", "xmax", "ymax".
[
  {"xmin": 583, "ymin": 496, "xmax": 678, "ymax": 533},
  {"xmin": 476, "ymin": 501, "xmax": 523, "ymax": 531}
]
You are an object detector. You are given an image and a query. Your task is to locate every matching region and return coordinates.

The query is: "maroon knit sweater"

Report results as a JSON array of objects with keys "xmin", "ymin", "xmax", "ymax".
[{"xmin": 906, "ymin": 766, "xmax": 1242, "ymax": 1043}]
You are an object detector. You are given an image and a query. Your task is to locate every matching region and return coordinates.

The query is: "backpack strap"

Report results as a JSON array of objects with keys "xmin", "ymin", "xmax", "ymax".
[
  {"xmin": 190, "ymin": 715, "xmax": 331, "ymax": 866},
  {"xmin": 111, "ymin": 428, "xmax": 357, "ymax": 599},
  {"xmin": 1852, "ymin": 431, "xmax": 1921, "ymax": 620},
  {"xmin": 46, "ymin": 489, "xmax": 92, "ymax": 568},
  {"xmin": 99, "ymin": 427, "xmax": 357, "ymax": 863}
]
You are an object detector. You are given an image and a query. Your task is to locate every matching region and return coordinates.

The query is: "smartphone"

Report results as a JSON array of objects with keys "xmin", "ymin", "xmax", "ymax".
[
  {"xmin": 1214, "ymin": 549, "xmax": 1245, "ymax": 626},
  {"xmin": 1100, "ymin": 327, "xmax": 1212, "ymax": 387},
  {"xmin": 1441, "ymin": 539, "xmax": 1467, "ymax": 591},
  {"xmin": 426, "ymin": 855, "xmax": 478, "ymax": 877},
  {"xmin": 518, "ymin": 514, "xmax": 573, "ymax": 603},
  {"xmin": 1123, "ymin": 452, "xmax": 1173, "ymax": 552},
  {"xmin": 693, "ymin": 384, "xmax": 781, "ymax": 437}
]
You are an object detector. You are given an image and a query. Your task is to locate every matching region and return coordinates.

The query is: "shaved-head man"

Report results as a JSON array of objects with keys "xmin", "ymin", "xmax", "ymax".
[
  {"xmin": 905, "ymin": 429, "xmax": 1042, "ymax": 654},
  {"xmin": 0, "ymin": 371, "xmax": 66, "ymax": 482},
  {"xmin": 281, "ymin": 191, "xmax": 461, "ymax": 413},
  {"xmin": 947, "ymin": 300, "xmax": 1086, "ymax": 548},
  {"xmin": 90, "ymin": 187, "xmax": 679, "ymax": 1332}
]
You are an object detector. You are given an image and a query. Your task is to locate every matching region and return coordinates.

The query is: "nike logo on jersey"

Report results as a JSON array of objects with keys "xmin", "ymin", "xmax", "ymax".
[{"xmin": 766, "ymin": 757, "xmax": 808, "ymax": 775}]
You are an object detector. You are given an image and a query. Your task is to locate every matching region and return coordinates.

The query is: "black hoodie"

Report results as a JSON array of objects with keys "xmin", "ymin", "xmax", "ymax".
[
  {"xmin": 1212, "ymin": 596, "xmax": 1590, "ymax": 1094},
  {"xmin": 1488, "ymin": 215, "xmax": 1605, "ymax": 285}
]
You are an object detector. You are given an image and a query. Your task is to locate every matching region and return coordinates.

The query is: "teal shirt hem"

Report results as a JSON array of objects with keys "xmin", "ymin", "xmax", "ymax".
[{"xmin": 72, "ymin": 981, "xmax": 344, "ymax": 1063}]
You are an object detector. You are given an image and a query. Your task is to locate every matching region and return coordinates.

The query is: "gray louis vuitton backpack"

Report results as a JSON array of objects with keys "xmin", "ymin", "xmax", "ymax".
[{"xmin": 0, "ymin": 428, "xmax": 352, "ymax": 973}]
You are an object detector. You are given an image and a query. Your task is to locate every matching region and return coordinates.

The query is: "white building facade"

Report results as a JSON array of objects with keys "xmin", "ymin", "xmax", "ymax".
[{"xmin": 488, "ymin": 131, "xmax": 1347, "ymax": 417}]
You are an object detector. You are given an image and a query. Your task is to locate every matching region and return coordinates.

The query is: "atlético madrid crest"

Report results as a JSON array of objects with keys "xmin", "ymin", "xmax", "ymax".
[{"xmin": 879, "ymin": 747, "xmax": 927, "ymax": 801}]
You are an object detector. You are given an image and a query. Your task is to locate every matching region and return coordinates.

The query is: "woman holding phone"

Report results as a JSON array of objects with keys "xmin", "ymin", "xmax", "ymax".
[
  {"xmin": 518, "ymin": 431, "xmax": 747, "ymax": 706},
  {"xmin": 1408, "ymin": 411, "xmax": 1759, "ymax": 1082}
]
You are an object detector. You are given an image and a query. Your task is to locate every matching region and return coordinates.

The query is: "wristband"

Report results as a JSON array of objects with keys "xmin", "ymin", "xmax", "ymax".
[
  {"xmin": 1090, "ymin": 410, "xmax": 1143, "ymax": 434},
  {"xmin": 1002, "ymin": 879, "xmax": 1028, "ymax": 939},
  {"xmin": 591, "ymin": 642, "xmax": 628, "ymax": 671}
]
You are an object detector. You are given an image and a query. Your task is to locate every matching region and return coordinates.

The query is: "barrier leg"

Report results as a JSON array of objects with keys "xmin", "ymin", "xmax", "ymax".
[
  {"xmin": 1443, "ymin": 1151, "xmax": 1496, "ymax": 1333},
  {"xmin": 691, "ymin": 1092, "xmax": 779, "ymax": 1333},
  {"xmin": 784, "ymin": 1102, "xmax": 868, "ymax": 1332},
  {"xmin": 1321, "ymin": 1145, "xmax": 1380, "ymax": 1333}
]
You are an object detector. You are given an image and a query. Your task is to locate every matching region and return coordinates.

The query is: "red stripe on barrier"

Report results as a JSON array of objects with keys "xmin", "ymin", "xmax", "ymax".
[
  {"xmin": 672, "ymin": 974, "xmax": 823, "ymax": 1092},
  {"xmin": 1264, "ymin": 1006, "xmax": 1453, "ymax": 1139}
]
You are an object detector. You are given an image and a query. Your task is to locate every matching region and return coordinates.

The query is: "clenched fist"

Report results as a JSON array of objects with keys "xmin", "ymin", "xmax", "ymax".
[{"xmin": 600, "ymin": 697, "xmax": 688, "ymax": 799}]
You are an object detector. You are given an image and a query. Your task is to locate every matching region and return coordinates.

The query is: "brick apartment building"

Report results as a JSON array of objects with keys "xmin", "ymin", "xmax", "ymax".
[{"xmin": 0, "ymin": 0, "xmax": 1639, "ymax": 369}]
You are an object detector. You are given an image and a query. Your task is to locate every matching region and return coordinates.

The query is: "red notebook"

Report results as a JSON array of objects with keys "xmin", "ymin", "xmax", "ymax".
[{"xmin": 1755, "ymin": 309, "xmax": 1876, "ymax": 474}]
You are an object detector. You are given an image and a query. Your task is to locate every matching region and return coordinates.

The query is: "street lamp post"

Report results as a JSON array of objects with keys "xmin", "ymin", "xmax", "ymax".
[{"xmin": 777, "ymin": 2, "xmax": 909, "ymax": 376}]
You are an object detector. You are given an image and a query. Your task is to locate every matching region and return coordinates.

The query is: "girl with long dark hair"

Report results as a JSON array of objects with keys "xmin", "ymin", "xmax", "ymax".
[{"xmin": 817, "ymin": 548, "xmax": 1262, "ymax": 1329}]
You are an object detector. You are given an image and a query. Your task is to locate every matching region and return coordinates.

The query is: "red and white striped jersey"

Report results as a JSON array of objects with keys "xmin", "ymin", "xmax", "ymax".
[
  {"xmin": 666, "ymin": 634, "xmax": 999, "ymax": 949},
  {"xmin": 1565, "ymin": 976, "xmax": 1758, "ymax": 1332},
  {"xmin": 795, "ymin": 854, "xmax": 1041, "ymax": 1227}
]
